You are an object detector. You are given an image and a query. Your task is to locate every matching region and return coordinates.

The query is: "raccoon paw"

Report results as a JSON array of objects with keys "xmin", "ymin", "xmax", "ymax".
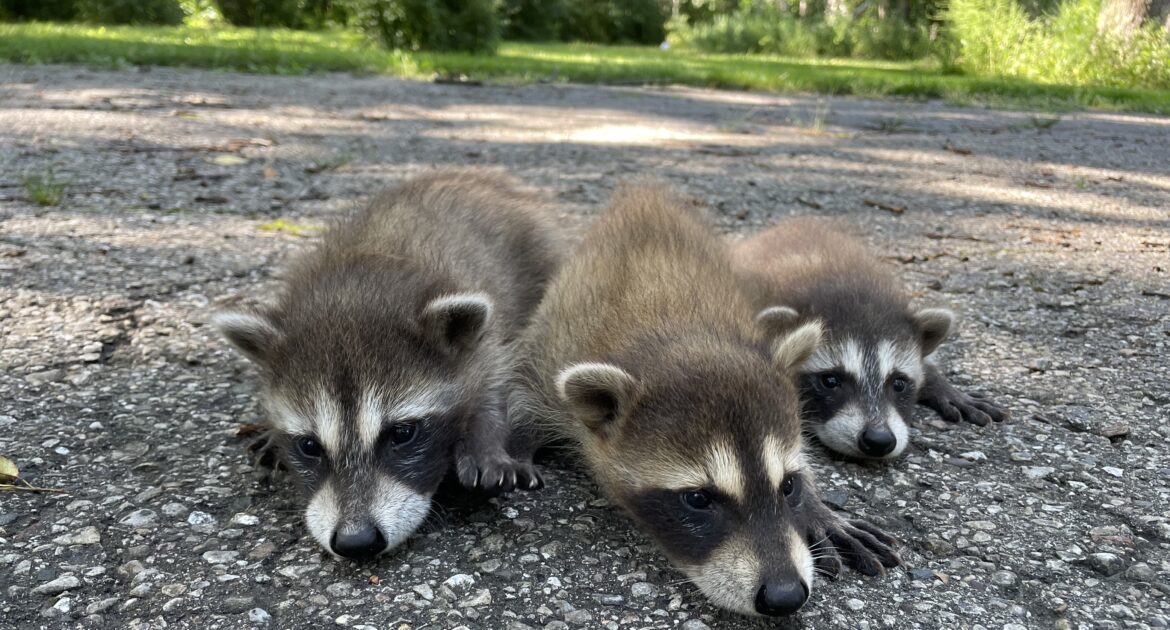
[
  {"xmin": 819, "ymin": 518, "xmax": 901, "ymax": 578},
  {"xmin": 455, "ymin": 449, "xmax": 544, "ymax": 495},
  {"xmin": 243, "ymin": 424, "xmax": 286, "ymax": 474},
  {"xmin": 920, "ymin": 381, "xmax": 1009, "ymax": 427}
]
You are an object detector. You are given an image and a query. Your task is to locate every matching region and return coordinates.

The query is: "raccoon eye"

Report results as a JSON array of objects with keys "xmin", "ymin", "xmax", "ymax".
[
  {"xmin": 390, "ymin": 422, "xmax": 417, "ymax": 446},
  {"xmin": 782, "ymin": 475, "xmax": 795, "ymax": 497},
  {"xmin": 297, "ymin": 437, "xmax": 323, "ymax": 459},
  {"xmin": 892, "ymin": 377, "xmax": 908, "ymax": 393},
  {"xmin": 820, "ymin": 373, "xmax": 841, "ymax": 389},
  {"xmin": 680, "ymin": 490, "xmax": 713, "ymax": 511}
]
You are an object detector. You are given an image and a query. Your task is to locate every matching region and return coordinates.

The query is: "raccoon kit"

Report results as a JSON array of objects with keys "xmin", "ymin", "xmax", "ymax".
[
  {"xmin": 508, "ymin": 184, "xmax": 899, "ymax": 617},
  {"xmin": 214, "ymin": 170, "xmax": 562, "ymax": 559},
  {"xmin": 732, "ymin": 217, "xmax": 1007, "ymax": 460}
]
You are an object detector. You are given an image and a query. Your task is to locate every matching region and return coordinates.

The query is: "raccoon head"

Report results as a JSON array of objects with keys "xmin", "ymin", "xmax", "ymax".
[
  {"xmin": 556, "ymin": 322, "xmax": 825, "ymax": 616},
  {"xmin": 798, "ymin": 306, "xmax": 954, "ymax": 459},
  {"xmin": 213, "ymin": 291, "xmax": 496, "ymax": 559}
]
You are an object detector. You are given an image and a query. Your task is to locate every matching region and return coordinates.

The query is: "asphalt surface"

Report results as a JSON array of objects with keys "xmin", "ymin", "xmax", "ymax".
[{"xmin": 1, "ymin": 63, "xmax": 1168, "ymax": 629}]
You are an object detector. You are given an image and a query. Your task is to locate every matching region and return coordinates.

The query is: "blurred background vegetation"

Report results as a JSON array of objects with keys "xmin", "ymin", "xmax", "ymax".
[{"xmin": 1, "ymin": 0, "xmax": 1168, "ymax": 109}]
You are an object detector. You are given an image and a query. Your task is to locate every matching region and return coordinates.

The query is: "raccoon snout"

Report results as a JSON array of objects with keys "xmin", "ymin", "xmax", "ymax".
[
  {"xmin": 331, "ymin": 523, "xmax": 387, "ymax": 560},
  {"xmin": 858, "ymin": 427, "xmax": 897, "ymax": 457},
  {"xmin": 754, "ymin": 579, "xmax": 809, "ymax": 616}
]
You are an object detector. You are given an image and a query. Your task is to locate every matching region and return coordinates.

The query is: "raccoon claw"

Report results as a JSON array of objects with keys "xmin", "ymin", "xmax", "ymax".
[
  {"xmin": 455, "ymin": 449, "xmax": 544, "ymax": 495},
  {"xmin": 244, "ymin": 425, "xmax": 286, "ymax": 473},
  {"xmin": 920, "ymin": 382, "xmax": 1008, "ymax": 427},
  {"xmin": 814, "ymin": 517, "xmax": 901, "ymax": 578}
]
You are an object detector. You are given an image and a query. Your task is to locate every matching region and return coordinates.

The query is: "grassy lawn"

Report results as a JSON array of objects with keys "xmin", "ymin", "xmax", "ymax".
[{"xmin": 2, "ymin": 22, "xmax": 1168, "ymax": 114}]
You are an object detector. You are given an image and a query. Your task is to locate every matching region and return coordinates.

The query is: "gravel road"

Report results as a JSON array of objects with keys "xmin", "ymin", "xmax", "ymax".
[{"xmin": 1, "ymin": 63, "xmax": 1168, "ymax": 629}]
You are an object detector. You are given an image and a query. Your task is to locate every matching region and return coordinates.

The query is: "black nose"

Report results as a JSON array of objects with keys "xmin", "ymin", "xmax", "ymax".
[
  {"xmin": 859, "ymin": 427, "xmax": 897, "ymax": 457},
  {"xmin": 330, "ymin": 524, "xmax": 387, "ymax": 560},
  {"xmin": 755, "ymin": 580, "xmax": 809, "ymax": 616}
]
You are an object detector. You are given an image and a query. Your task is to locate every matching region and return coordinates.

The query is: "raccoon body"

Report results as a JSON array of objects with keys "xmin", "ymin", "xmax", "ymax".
[
  {"xmin": 732, "ymin": 217, "xmax": 1006, "ymax": 460},
  {"xmin": 214, "ymin": 169, "xmax": 562, "ymax": 559},
  {"xmin": 509, "ymin": 185, "xmax": 899, "ymax": 617}
]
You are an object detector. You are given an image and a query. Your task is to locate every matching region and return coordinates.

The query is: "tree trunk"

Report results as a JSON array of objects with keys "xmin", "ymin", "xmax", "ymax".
[{"xmin": 1098, "ymin": 0, "xmax": 1150, "ymax": 37}]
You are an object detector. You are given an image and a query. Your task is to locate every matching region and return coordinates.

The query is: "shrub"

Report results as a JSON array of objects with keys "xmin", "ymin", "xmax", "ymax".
[
  {"xmin": 501, "ymin": 0, "xmax": 567, "ymax": 40},
  {"xmin": 562, "ymin": 0, "xmax": 666, "ymax": 44},
  {"xmin": 946, "ymin": 0, "xmax": 1170, "ymax": 89},
  {"xmin": 76, "ymin": 0, "xmax": 185, "ymax": 25},
  {"xmin": 667, "ymin": 8, "xmax": 932, "ymax": 60},
  {"xmin": 0, "ymin": 0, "xmax": 77, "ymax": 21},
  {"xmin": 352, "ymin": 0, "xmax": 500, "ymax": 53},
  {"xmin": 214, "ymin": 0, "xmax": 305, "ymax": 27}
]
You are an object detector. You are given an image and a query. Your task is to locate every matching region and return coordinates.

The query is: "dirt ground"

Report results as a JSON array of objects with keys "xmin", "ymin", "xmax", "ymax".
[{"xmin": 1, "ymin": 63, "xmax": 1168, "ymax": 630}]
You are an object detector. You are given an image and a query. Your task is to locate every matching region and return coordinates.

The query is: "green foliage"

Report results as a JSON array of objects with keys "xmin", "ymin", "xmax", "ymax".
[
  {"xmin": 562, "ymin": 0, "xmax": 666, "ymax": 44},
  {"xmin": 179, "ymin": 0, "xmax": 225, "ymax": 23},
  {"xmin": 501, "ymin": 0, "xmax": 567, "ymax": 41},
  {"xmin": 214, "ymin": 0, "xmax": 306, "ymax": 27},
  {"xmin": 76, "ymin": 0, "xmax": 185, "ymax": 25},
  {"xmin": 946, "ymin": 0, "xmax": 1170, "ymax": 90},
  {"xmin": 0, "ymin": 0, "xmax": 77, "ymax": 21},
  {"xmin": 667, "ymin": 8, "xmax": 933, "ymax": 60},
  {"xmin": 350, "ymin": 0, "xmax": 500, "ymax": 53},
  {"xmin": 23, "ymin": 168, "xmax": 67, "ymax": 207}
]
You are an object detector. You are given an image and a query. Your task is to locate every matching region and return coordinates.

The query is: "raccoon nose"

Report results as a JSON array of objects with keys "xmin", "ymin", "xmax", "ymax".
[
  {"xmin": 331, "ymin": 524, "xmax": 387, "ymax": 560},
  {"xmin": 859, "ymin": 427, "xmax": 897, "ymax": 457},
  {"xmin": 755, "ymin": 580, "xmax": 809, "ymax": 616}
]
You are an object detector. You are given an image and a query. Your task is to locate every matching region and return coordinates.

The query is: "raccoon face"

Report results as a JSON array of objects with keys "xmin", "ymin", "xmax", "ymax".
[
  {"xmin": 214, "ymin": 292, "xmax": 495, "ymax": 559},
  {"xmin": 800, "ymin": 308, "xmax": 954, "ymax": 459},
  {"xmin": 555, "ymin": 322, "xmax": 823, "ymax": 616}
]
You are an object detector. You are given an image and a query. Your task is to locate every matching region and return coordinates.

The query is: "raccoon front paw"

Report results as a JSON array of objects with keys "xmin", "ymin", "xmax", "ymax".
[
  {"xmin": 921, "ymin": 384, "xmax": 1008, "ymax": 427},
  {"xmin": 809, "ymin": 516, "xmax": 901, "ymax": 578},
  {"xmin": 242, "ymin": 422, "xmax": 286, "ymax": 474},
  {"xmin": 455, "ymin": 448, "xmax": 544, "ymax": 494}
]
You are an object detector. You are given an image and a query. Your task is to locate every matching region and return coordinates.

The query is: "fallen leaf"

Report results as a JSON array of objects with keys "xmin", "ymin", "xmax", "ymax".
[
  {"xmin": 944, "ymin": 142, "xmax": 972, "ymax": 155},
  {"xmin": 0, "ymin": 456, "xmax": 17, "ymax": 483},
  {"xmin": 209, "ymin": 155, "xmax": 248, "ymax": 166},
  {"xmin": 263, "ymin": 166, "xmax": 279, "ymax": 180},
  {"xmin": 863, "ymin": 198, "xmax": 906, "ymax": 215},
  {"xmin": 369, "ymin": 575, "xmax": 380, "ymax": 585}
]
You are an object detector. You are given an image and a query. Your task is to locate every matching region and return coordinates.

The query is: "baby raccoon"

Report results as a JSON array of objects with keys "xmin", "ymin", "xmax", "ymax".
[
  {"xmin": 508, "ymin": 184, "xmax": 899, "ymax": 617},
  {"xmin": 213, "ymin": 169, "xmax": 561, "ymax": 559},
  {"xmin": 732, "ymin": 217, "xmax": 1006, "ymax": 460}
]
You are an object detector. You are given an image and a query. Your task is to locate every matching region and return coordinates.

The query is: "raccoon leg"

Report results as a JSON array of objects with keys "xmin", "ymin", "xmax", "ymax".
[
  {"xmin": 454, "ymin": 394, "xmax": 543, "ymax": 494},
  {"xmin": 803, "ymin": 486, "xmax": 901, "ymax": 578},
  {"xmin": 918, "ymin": 362, "xmax": 1008, "ymax": 427}
]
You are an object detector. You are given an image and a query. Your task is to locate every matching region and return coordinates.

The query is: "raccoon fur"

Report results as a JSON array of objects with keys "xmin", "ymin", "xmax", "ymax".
[
  {"xmin": 508, "ymin": 184, "xmax": 899, "ymax": 617},
  {"xmin": 732, "ymin": 217, "xmax": 1007, "ymax": 460},
  {"xmin": 213, "ymin": 169, "xmax": 562, "ymax": 559}
]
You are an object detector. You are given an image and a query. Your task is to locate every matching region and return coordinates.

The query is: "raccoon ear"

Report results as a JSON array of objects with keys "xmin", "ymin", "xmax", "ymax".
[
  {"xmin": 913, "ymin": 308, "xmax": 954, "ymax": 356},
  {"xmin": 771, "ymin": 320, "xmax": 824, "ymax": 372},
  {"xmin": 555, "ymin": 362, "xmax": 638, "ymax": 434},
  {"xmin": 212, "ymin": 310, "xmax": 280, "ymax": 365},
  {"xmin": 755, "ymin": 305, "xmax": 801, "ymax": 338},
  {"xmin": 421, "ymin": 293, "xmax": 494, "ymax": 354}
]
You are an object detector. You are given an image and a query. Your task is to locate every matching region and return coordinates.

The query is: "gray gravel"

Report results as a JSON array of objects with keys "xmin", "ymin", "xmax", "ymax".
[{"xmin": 1, "ymin": 63, "xmax": 1168, "ymax": 629}]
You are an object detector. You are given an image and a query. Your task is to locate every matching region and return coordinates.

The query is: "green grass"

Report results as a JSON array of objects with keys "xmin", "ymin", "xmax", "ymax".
[
  {"xmin": 2, "ymin": 22, "xmax": 1169, "ymax": 114},
  {"xmin": 22, "ymin": 168, "xmax": 68, "ymax": 206}
]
